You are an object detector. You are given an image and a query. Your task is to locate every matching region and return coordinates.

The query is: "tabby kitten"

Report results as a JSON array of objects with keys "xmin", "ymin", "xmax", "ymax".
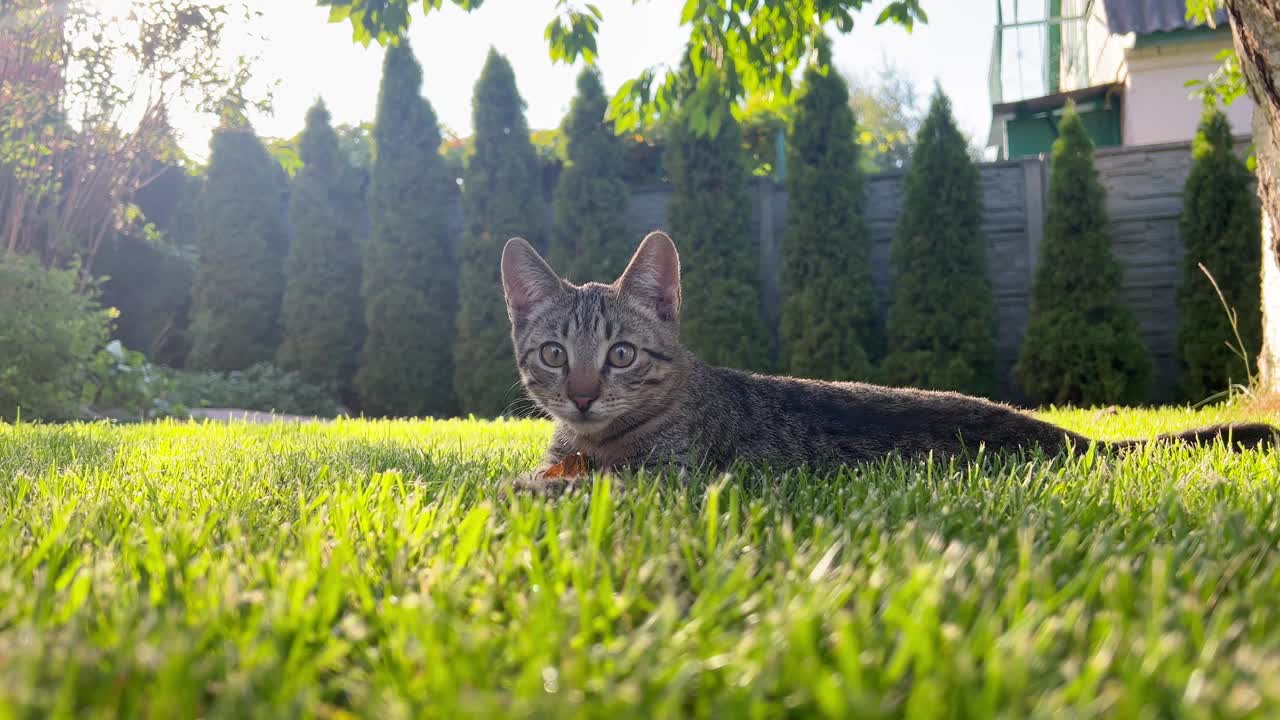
[{"xmin": 501, "ymin": 231, "xmax": 1275, "ymax": 489}]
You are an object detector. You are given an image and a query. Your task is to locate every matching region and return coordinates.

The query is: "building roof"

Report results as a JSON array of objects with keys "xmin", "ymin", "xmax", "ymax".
[
  {"xmin": 990, "ymin": 82, "xmax": 1123, "ymax": 118},
  {"xmin": 1102, "ymin": 0, "xmax": 1228, "ymax": 35}
]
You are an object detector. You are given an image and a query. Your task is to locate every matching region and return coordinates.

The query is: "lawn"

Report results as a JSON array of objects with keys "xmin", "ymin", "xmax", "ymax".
[{"xmin": 3, "ymin": 406, "xmax": 1280, "ymax": 718}]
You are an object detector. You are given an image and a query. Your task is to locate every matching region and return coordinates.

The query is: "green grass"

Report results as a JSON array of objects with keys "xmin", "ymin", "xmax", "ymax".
[{"xmin": 2, "ymin": 406, "xmax": 1280, "ymax": 718}]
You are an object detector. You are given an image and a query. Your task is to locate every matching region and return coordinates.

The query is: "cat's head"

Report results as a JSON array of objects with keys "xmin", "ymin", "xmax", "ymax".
[{"xmin": 501, "ymin": 231, "xmax": 684, "ymax": 434}]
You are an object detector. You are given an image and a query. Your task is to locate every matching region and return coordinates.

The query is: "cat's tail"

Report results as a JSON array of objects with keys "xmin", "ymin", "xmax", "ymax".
[{"xmin": 1111, "ymin": 422, "xmax": 1279, "ymax": 452}]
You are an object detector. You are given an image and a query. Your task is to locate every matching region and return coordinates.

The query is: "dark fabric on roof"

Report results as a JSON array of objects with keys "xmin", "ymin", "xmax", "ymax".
[{"xmin": 1103, "ymin": 0, "xmax": 1228, "ymax": 35}]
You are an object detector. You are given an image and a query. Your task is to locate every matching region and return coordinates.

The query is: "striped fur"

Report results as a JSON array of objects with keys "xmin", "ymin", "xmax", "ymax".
[{"xmin": 500, "ymin": 232, "xmax": 1277, "ymax": 489}]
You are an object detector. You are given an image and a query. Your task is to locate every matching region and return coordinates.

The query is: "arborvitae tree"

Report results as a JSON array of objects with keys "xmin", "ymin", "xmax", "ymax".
[
  {"xmin": 276, "ymin": 101, "xmax": 365, "ymax": 397},
  {"xmin": 883, "ymin": 89, "xmax": 996, "ymax": 396},
  {"xmin": 781, "ymin": 59, "xmax": 881, "ymax": 380},
  {"xmin": 665, "ymin": 89, "xmax": 772, "ymax": 370},
  {"xmin": 1177, "ymin": 109, "xmax": 1262, "ymax": 400},
  {"xmin": 188, "ymin": 127, "xmax": 288, "ymax": 371},
  {"xmin": 550, "ymin": 68, "xmax": 630, "ymax": 283},
  {"xmin": 1016, "ymin": 103, "xmax": 1151, "ymax": 406},
  {"xmin": 454, "ymin": 49, "xmax": 545, "ymax": 417},
  {"xmin": 357, "ymin": 42, "xmax": 458, "ymax": 417}
]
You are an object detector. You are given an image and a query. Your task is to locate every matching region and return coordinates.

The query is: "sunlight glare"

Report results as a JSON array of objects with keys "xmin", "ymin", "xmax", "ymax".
[{"xmin": 90, "ymin": 0, "xmax": 137, "ymax": 23}]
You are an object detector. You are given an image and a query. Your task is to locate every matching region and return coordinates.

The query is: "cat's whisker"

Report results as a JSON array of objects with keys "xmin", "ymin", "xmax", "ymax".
[
  {"xmin": 497, "ymin": 379, "xmax": 535, "ymax": 418},
  {"xmin": 501, "ymin": 397, "xmax": 540, "ymax": 418}
]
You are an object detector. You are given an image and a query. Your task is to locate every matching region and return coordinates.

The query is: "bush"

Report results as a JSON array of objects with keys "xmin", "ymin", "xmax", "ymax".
[
  {"xmin": 96, "ymin": 232, "xmax": 194, "ymax": 366},
  {"xmin": 882, "ymin": 89, "xmax": 997, "ymax": 396},
  {"xmin": 0, "ymin": 253, "xmax": 111, "ymax": 421},
  {"xmin": 665, "ymin": 85, "xmax": 773, "ymax": 370},
  {"xmin": 780, "ymin": 58, "xmax": 881, "ymax": 380},
  {"xmin": 1177, "ymin": 109, "xmax": 1262, "ymax": 400},
  {"xmin": 96, "ymin": 165, "xmax": 202, "ymax": 370},
  {"xmin": 277, "ymin": 101, "xmax": 365, "ymax": 399},
  {"xmin": 454, "ymin": 49, "xmax": 545, "ymax": 417},
  {"xmin": 82, "ymin": 340, "xmax": 172, "ymax": 420},
  {"xmin": 549, "ymin": 68, "xmax": 630, "ymax": 283},
  {"xmin": 161, "ymin": 363, "xmax": 340, "ymax": 418},
  {"xmin": 1016, "ymin": 102, "xmax": 1151, "ymax": 406},
  {"xmin": 188, "ymin": 127, "xmax": 289, "ymax": 372}
]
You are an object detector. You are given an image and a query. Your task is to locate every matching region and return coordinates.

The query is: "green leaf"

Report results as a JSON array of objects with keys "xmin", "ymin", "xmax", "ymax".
[
  {"xmin": 545, "ymin": 18, "xmax": 564, "ymax": 61},
  {"xmin": 1186, "ymin": 0, "xmax": 1222, "ymax": 27},
  {"xmin": 680, "ymin": 0, "xmax": 699, "ymax": 24}
]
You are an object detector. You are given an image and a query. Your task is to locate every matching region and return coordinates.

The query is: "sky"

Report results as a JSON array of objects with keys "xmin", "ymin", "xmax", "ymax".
[{"xmin": 165, "ymin": 0, "xmax": 998, "ymax": 160}]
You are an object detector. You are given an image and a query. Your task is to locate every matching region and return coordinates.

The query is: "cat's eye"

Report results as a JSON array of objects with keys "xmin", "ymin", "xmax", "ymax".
[
  {"xmin": 540, "ymin": 342, "xmax": 567, "ymax": 368},
  {"xmin": 607, "ymin": 342, "xmax": 636, "ymax": 368}
]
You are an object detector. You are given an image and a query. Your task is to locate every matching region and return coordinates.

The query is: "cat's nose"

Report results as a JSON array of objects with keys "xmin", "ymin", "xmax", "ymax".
[{"xmin": 567, "ymin": 369, "xmax": 601, "ymax": 413}]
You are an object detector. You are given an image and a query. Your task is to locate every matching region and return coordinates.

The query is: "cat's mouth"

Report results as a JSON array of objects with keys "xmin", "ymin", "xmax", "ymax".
[
  {"xmin": 547, "ymin": 403, "xmax": 615, "ymax": 433},
  {"xmin": 562, "ymin": 411, "xmax": 612, "ymax": 432},
  {"xmin": 570, "ymin": 412, "xmax": 609, "ymax": 427}
]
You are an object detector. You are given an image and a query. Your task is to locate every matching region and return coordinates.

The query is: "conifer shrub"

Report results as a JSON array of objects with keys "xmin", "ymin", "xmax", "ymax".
[
  {"xmin": 357, "ymin": 42, "xmax": 459, "ymax": 418},
  {"xmin": 665, "ymin": 86, "xmax": 772, "ymax": 370},
  {"xmin": 188, "ymin": 127, "xmax": 288, "ymax": 371},
  {"xmin": 550, "ymin": 68, "xmax": 630, "ymax": 283},
  {"xmin": 883, "ymin": 89, "xmax": 996, "ymax": 396},
  {"xmin": 781, "ymin": 60, "xmax": 881, "ymax": 380},
  {"xmin": 1177, "ymin": 108, "xmax": 1262, "ymax": 400},
  {"xmin": 277, "ymin": 101, "xmax": 365, "ymax": 398},
  {"xmin": 454, "ymin": 49, "xmax": 546, "ymax": 416},
  {"xmin": 1016, "ymin": 102, "xmax": 1151, "ymax": 406}
]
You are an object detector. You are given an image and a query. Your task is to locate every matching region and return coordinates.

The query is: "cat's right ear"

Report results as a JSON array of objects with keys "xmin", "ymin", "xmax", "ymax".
[
  {"xmin": 616, "ymin": 231, "xmax": 680, "ymax": 322},
  {"xmin": 501, "ymin": 237, "xmax": 563, "ymax": 320}
]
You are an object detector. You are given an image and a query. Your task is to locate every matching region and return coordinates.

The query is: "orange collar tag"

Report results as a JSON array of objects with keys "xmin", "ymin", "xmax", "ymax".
[{"xmin": 544, "ymin": 452, "xmax": 592, "ymax": 478}]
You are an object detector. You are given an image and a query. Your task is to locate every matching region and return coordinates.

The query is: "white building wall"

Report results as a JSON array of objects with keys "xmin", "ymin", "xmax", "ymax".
[{"xmin": 1123, "ymin": 38, "xmax": 1255, "ymax": 146}]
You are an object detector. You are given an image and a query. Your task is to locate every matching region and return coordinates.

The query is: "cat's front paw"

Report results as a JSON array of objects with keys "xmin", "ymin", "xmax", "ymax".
[
  {"xmin": 507, "ymin": 453, "xmax": 596, "ymax": 497},
  {"xmin": 507, "ymin": 470, "xmax": 587, "ymax": 497}
]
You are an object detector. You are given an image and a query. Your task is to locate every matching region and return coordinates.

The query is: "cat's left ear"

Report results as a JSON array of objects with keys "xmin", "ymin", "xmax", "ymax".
[
  {"xmin": 501, "ymin": 238, "xmax": 563, "ymax": 319},
  {"xmin": 616, "ymin": 230, "xmax": 680, "ymax": 322}
]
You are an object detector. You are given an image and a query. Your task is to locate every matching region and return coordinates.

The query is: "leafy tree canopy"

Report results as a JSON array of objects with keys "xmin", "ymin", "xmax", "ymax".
[
  {"xmin": 316, "ymin": 0, "xmax": 926, "ymax": 136},
  {"xmin": 1, "ymin": 0, "xmax": 267, "ymax": 274},
  {"xmin": 848, "ymin": 59, "xmax": 923, "ymax": 172}
]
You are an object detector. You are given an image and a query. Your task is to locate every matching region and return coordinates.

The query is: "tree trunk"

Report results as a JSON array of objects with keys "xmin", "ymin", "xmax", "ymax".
[{"xmin": 1228, "ymin": 1, "xmax": 1280, "ymax": 392}]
